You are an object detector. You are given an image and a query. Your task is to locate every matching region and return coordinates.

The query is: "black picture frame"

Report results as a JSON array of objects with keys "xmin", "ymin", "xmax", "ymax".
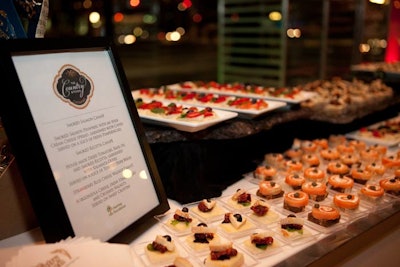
[{"xmin": 0, "ymin": 37, "xmax": 169, "ymax": 243}]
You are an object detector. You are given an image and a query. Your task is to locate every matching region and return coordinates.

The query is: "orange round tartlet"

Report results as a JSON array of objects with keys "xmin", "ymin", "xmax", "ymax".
[
  {"xmin": 308, "ymin": 204, "xmax": 341, "ymax": 227},
  {"xmin": 327, "ymin": 174, "xmax": 354, "ymax": 193},
  {"xmin": 254, "ymin": 165, "xmax": 277, "ymax": 180},
  {"xmin": 326, "ymin": 162, "xmax": 350, "ymax": 175},
  {"xmin": 304, "ymin": 167, "xmax": 325, "ymax": 181},
  {"xmin": 285, "ymin": 173, "xmax": 306, "ymax": 190},
  {"xmin": 283, "ymin": 191, "xmax": 309, "ymax": 213},
  {"xmin": 301, "ymin": 181, "xmax": 328, "ymax": 202},
  {"xmin": 365, "ymin": 162, "xmax": 386, "ymax": 177},
  {"xmin": 381, "ymin": 155, "xmax": 400, "ymax": 170},
  {"xmin": 340, "ymin": 154, "xmax": 360, "ymax": 168},
  {"xmin": 337, "ymin": 143, "xmax": 355, "ymax": 154},
  {"xmin": 264, "ymin": 153, "xmax": 285, "ymax": 169},
  {"xmin": 368, "ymin": 144, "xmax": 387, "ymax": 157},
  {"xmin": 379, "ymin": 177, "xmax": 400, "ymax": 196},
  {"xmin": 285, "ymin": 160, "xmax": 303, "ymax": 173},
  {"xmin": 359, "ymin": 184, "xmax": 385, "ymax": 201},
  {"xmin": 333, "ymin": 193, "xmax": 360, "ymax": 210},
  {"xmin": 328, "ymin": 135, "xmax": 347, "ymax": 147},
  {"xmin": 348, "ymin": 139, "xmax": 367, "ymax": 152},
  {"xmin": 360, "ymin": 149, "xmax": 380, "ymax": 164},
  {"xmin": 313, "ymin": 138, "xmax": 329, "ymax": 150},
  {"xmin": 301, "ymin": 140, "xmax": 318, "ymax": 154},
  {"xmin": 284, "ymin": 148, "xmax": 303, "ymax": 160},
  {"xmin": 257, "ymin": 181, "xmax": 284, "ymax": 199},
  {"xmin": 301, "ymin": 153, "xmax": 321, "ymax": 168},
  {"xmin": 320, "ymin": 148, "xmax": 340, "ymax": 162},
  {"xmin": 350, "ymin": 168, "xmax": 372, "ymax": 185}
]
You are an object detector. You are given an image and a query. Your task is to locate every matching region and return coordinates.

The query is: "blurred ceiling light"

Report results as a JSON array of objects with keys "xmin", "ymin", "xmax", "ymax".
[
  {"xmin": 359, "ymin": 43, "xmax": 371, "ymax": 53},
  {"xmin": 133, "ymin": 27, "xmax": 143, "ymax": 36},
  {"xmin": 176, "ymin": 27, "xmax": 185, "ymax": 35},
  {"xmin": 193, "ymin": 13, "xmax": 202, "ymax": 23},
  {"xmin": 124, "ymin": 34, "xmax": 136, "ymax": 44},
  {"xmin": 89, "ymin": 12, "xmax": 101, "ymax": 24},
  {"xmin": 287, "ymin": 28, "xmax": 301, "ymax": 38},
  {"xmin": 130, "ymin": 0, "xmax": 140, "ymax": 8},
  {"xmin": 166, "ymin": 31, "xmax": 181, "ymax": 41},
  {"xmin": 143, "ymin": 14, "xmax": 157, "ymax": 24},
  {"xmin": 269, "ymin": 11, "xmax": 282, "ymax": 21},
  {"xmin": 83, "ymin": 0, "xmax": 92, "ymax": 9},
  {"xmin": 114, "ymin": 12, "xmax": 124, "ymax": 23},
  {"xmin": 369, "ymin": 0, "xmax": 386, "ymax": 4}
]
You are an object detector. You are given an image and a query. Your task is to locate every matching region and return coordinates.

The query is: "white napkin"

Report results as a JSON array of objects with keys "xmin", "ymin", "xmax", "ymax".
[{"xmin": 5, "ymin": 237, "xmax": 136, "ymax": 267}]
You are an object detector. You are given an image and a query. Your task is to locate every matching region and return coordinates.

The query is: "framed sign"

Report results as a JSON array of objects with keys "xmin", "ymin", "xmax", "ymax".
[{"xmin": 0, "ymin": 38, "xmax": 169, "ymax": 243}]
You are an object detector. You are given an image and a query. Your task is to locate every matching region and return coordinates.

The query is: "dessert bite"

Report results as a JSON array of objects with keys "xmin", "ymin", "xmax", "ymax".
[
  {"xmin": 192, "ymin": 199, "xmax": 226, "ymax": 221},
  {"xmin": 145, "ymin": 235, "xmax": 178, "ymax": 264},
  {"xmin": 307, "ymin": 204, "xmax": 341, "ymax": 227},
  {"xmin": 280, "ymin": 214, "xmax": 304, "ymax": 238},
  {"xmin": 359, "ymin": 184, "xmax": 385, "ymax": 202},
  {"xmin": 186, "ymin": 223, "xmax": 219, "ymax": 252},
  {"xmin": 327, "ymin": 174, "xmax": 354, "ymax": 193},
  {"xmin": 301, "ymin": 181, "xmax": 328, "ymax": 202},
  {"xmin": 204, "ymin": 241, "xmax": 244, "ymax": 267},
  {"xmin": 379, "ymin": 176, "xmax": 400, "ymax": 196},
  {"xmin": 253, "ymin": 165, "xmax": 278, "ymax": 181},
  {"xmin": 257, "ymin": 181, "xmax": 284, "ymax": 200},
  {"xmin": 283, "ymin": 191, "xmax": 309, "ymax": 213},
  {"xmin": 285, "ymin": 173, "xmax": 306, "ymax": 190},
  {"xmin": 333, "ymin": 193, "xmax": 360, "ymax": 210}
]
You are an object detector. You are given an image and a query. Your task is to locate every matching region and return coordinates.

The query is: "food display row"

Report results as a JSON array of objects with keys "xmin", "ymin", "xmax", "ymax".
[
  {"xmin": 131, "ymin": 77, "xmax": 394, "ymax": 132},
  {"xmin": 131, "ymin": 134, "xmax": 400, "ymax": 267}
]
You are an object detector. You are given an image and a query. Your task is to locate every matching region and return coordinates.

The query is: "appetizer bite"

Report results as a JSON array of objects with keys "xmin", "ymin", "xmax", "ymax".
[
  {"xmin": 280, "ymin": 214, "xmax": 304, "ymax": 237},
  {"xmin": 185, "ymin": 223, "xmax": 219, "ymax": 252},
  {"xmin": 379, "ymin": 176, "xmax": 400, "ymax": 196},
  {"xmin": 220, "ymin": 212, "xmax": 254, "ymax": 234},
  {"xmin": 145, "ymin": 235, "xmax": 178, "ymax": 264},
  {"xmin": 307, "ymin": 204, "xmax": 341, "ymax": 227},
  {"xmin": 167, "ymin": 207, "xmax": 197, "ymax": 232},
  {"xmin": 301, "ymin": 181, "xmax": 328, "ymax": 202},
  {"xmin": 253, "ymin": 165, "xmax": 278, "ymax": 180},
  {"xmin": 285, "ymin": 173, "xmax": 306, "ymax": 190},
  {"xmin": 359, "ymin": 184, "xmax": 385, "ymax": 202},
  {"xmin": 327, "ymin": 174, "xmax": 354, "ymax": 193},
  {"xmin": 191, "ymin": 199, "xmax": 226, "ymax": 221},
  {"xmin": 228, "ymin": 189, "xmax": 253, "ymax": 208},
  {"xmin": 333, "ymin": 193, "xmax": 360, "ymax": 211},
  {"xmin": 204, "ymin": 241, "xmax": 244, "ymax": 267},
  {"xmin": 283, "ymin": 191, "xmax": 309, "ymax": 213},
  {"xmin": 257, "ymin": 181, "xmax": 284, "ymax": 200}
]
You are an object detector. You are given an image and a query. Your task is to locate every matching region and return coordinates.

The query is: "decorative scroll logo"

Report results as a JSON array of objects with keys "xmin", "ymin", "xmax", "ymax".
[
  {"xmin": 34, "ymin": 248, "xmax": 73, "ymax": 267},
  {"xmin": 53, "ymin": 64, "xmax": 94, "ymax": 109}
]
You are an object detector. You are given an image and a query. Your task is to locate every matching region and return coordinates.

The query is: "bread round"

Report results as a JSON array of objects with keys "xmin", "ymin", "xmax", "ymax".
[{"xmin": 204, "ymin": 252, "xmax": 244, "ymax": 267}]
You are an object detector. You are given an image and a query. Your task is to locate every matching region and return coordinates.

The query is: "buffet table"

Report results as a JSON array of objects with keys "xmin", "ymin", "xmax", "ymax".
[{"xmin": 1, "ymin": 173, "xmax": 399, "ymax": 266}]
